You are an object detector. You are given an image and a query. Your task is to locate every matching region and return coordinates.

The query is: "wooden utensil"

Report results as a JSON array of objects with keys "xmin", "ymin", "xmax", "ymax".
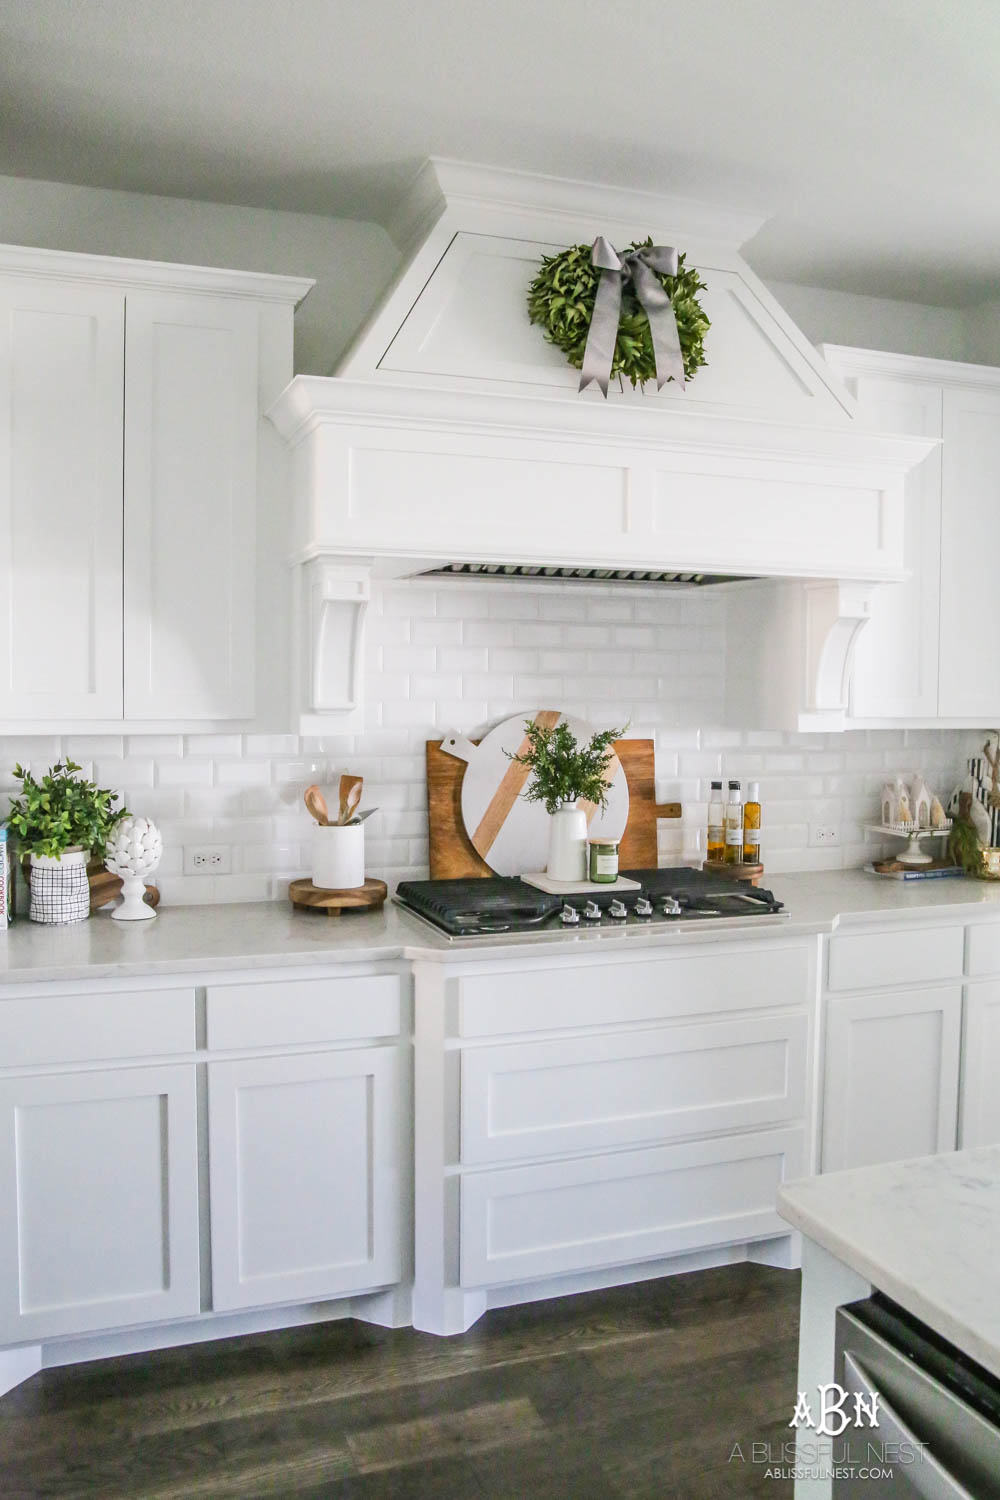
[
  {"xmin": 338, "ymin": 774, "xmax": 363, "ymax": 825},
  {"xmin": 304, "ymin": 784, "xmax": 330, "ymax": 826}
]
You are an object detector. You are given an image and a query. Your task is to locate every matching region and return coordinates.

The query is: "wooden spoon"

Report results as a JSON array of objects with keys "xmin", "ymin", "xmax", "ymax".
[
  {"xmin": 304, "ymin": 784, "xmax": 330, "ymax": 826},
  {"xmin": 339, "ymin": 774, "xmax": 363, "ymax": 825}
]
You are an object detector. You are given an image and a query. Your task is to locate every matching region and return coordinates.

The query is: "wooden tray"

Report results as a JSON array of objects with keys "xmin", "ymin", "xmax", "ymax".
[
  {"xmin": 427, "ymin": 737, "xmax": 680, "ymax": 879},
  {"xmin": 702, "ymin": 859, "xmax": 764, "ymax": 887},
  {"xmin": 289, "ymin": 877, "xmax": 388, "ymax": 916}
]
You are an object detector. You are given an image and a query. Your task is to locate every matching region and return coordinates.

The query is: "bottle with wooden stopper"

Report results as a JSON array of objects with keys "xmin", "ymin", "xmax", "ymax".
[
  {"xmin": 707, "ymin": 779, "xmax": 725, "ymax": 862},
  {"xmin": 724, "ymin": 780, "xmax": 743, "ymax": 865},
  {"xmin": 742, "ymin": 781, "xmax": 761, "ymax": 863}
]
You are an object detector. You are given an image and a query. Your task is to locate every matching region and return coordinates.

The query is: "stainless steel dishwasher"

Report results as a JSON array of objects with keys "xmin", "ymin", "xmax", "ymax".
[{"xmin": 834, "ymin": 1296, "xmax": 1000, "ymax": 1497}]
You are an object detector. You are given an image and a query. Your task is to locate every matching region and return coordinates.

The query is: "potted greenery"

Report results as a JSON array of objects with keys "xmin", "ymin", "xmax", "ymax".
[
  {"xmin": 508, "ymin": 719, "xmax": 626, "ymax": 881},
  {"xmin": 8, "ymin": 761, "xmax": 127, "ymax": 924}
]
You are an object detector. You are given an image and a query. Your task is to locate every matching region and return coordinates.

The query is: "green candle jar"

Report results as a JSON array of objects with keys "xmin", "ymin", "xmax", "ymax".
[{"xmin": 588, "ymin": 839, "xmax": 619, "ymax": 884}]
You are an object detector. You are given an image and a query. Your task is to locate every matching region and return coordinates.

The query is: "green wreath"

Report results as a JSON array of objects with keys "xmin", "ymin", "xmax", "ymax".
[{"xmin": 527, "ymin": 239, "xmax": 710, "ymax": 389}]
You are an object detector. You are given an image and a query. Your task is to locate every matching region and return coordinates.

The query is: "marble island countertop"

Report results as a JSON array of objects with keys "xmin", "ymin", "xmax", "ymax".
[
  {"xmin": 2, "ymin": 867, "xmax": 1000, "ymax": 985},
  {"xmin": 778, "ymin": 1146, "xmax": 1000, "ymax": 1381}
]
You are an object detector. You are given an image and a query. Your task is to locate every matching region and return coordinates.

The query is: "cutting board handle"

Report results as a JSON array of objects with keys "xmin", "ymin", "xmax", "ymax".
[{"xmin": 440, "ymin": 731, "xmax": 478, "ymax": 763}]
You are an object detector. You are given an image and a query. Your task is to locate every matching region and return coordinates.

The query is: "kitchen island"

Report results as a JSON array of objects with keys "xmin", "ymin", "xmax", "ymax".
[{"xmin": 778, "ymin": 1147, "xmax": 1000, "ymax": 1498}]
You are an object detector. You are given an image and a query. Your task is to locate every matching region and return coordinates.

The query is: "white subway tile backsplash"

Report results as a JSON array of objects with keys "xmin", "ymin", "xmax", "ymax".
[{"xmin": 0, "ymin": 577, "xmax": 982, "ymax": 902}]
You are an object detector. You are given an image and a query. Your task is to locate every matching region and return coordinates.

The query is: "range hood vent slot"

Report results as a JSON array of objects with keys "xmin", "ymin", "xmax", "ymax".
[{"xmin": 416, "ymin": 562, "xmax": 756, "ymax": 587}]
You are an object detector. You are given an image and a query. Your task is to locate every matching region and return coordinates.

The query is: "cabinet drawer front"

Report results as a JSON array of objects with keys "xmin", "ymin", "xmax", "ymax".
[
  {"xmin": 457, "ymin": 943, "xmax": 809, "ymax": 1037},
  {"xmin": 459, "ymin": 1128, "xmax": 804, "ymax": 1287},
  {"xmin": 827, "ymin": 927, "xmax": 963, "ymax": 992},
  {"xmin": 461, "ymin": 1014, "xmax": 808, "ymax": 1164},
  {"xmin": 965, "ymin": 924, "xmax": 1000, "ymax": 977},
  {"xmin": 0, "ymin": 988, "xmax": 195, "ymax": 1068},
  {"xmin": 206, "ymin": 975, "xmax": 401, "ymax": 1051}
]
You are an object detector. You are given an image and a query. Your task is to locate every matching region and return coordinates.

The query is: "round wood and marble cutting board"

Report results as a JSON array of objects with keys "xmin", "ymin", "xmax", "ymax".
[{"xmin": 442, "ymin": 710, "xmax": 629, "ymax": 877}]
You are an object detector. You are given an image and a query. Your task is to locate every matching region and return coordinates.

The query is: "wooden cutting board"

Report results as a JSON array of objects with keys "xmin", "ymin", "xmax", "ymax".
[
  {"xmin": 427, "ymin": 735, "xmax": 680, "ymax": 878},
  {"xmin": 446, "ymin": 711, "xmax": 630, "ymax": 877}
]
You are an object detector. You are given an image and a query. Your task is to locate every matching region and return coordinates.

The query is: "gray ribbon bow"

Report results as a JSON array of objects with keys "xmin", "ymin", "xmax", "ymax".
[{"xmin": 579, "ymin": 236, "xmax": 685, "ymax": 396}]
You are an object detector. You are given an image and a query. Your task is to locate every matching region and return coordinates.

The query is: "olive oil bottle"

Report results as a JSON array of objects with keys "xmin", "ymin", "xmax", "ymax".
[
  {"xmin": 707, "ymin": 780, "xmax": 725, "ymax": 862},
  {"xmin": 742, "ymin": 781, "xmax": 762, "ymax": 863},
  {"xmin": 724, "ymin": 780, "xmax": 743, "ymax": 865}
]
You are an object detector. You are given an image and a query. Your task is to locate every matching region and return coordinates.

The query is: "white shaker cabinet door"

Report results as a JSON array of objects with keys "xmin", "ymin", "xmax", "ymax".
[
  {"xmin": 821, "ymin": 987, "xmax": 961, "ymax": 1172},
  {"xmin": 848, "ymin": 375, "xmax": 943, "ymax": 720},
  {"xmin": 123, "ymin": 291, "xmax": 257, "ymax": 720},
  {"xmin": 208, "ymin": 1048, "xmax": 404, "ymax": 1312},
  {"xmin": 0, "ymin": 1065, "xmax": 200, "ymax": 1342},
  {"xmin": 0, "ymin": 279, "xmax": 125, "ymax": 720},
  {"xmin": 938, "ymin": 384, "xmax": 1000, "ymax": 718},
  {"xmin": 960, "ymin": 982, "xmax": 1000, "ymax": 1149}
]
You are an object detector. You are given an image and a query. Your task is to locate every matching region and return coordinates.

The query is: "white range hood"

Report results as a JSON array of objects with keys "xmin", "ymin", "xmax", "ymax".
[{"xmin": 267, "ymin": 160, "xmax": 935, "ymax": 732}]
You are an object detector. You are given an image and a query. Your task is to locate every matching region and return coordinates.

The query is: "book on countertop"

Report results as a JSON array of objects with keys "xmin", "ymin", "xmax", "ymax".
[{"xmin": 864, "ymin": 862, "xmax": 966, "ymax": 881}]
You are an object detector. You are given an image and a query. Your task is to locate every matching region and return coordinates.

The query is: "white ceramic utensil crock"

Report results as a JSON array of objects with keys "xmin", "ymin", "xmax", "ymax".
[
  {"xmin": 546, "ymin": 801, "xmax": 589, "ymax": 882},
  {"xmin": 311, "ymin": 823, "xmax": 365, "ymax": 890}
]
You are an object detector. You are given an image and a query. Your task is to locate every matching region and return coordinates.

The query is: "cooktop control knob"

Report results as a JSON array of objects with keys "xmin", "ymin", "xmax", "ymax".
[
  {"xmin": 635, "ymin": 897, "xmax": 653, "ymax": 917},
  {"xmin": 608, "ymin": 899, "xmax": 628, "ymax": 920},
  {"xmin": 661, "ymin": 896, "xmax": 683, "ymax": 916},
  {"xmin": 583, "ymin": 900, "xmax": 602, "ymax": 920},
  {"xmin": 560, "ymin": 904, "xmax": 580, "ymax": 925}
]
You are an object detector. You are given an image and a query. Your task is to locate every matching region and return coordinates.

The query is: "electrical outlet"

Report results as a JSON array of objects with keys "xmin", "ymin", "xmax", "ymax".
[
  {"xmin": 809, "ymin": 824, "xmax": 839, "ymax": 848},
  {"xmin": 184, "ymin": 844, "xmax": 232, "ymax": 875}
]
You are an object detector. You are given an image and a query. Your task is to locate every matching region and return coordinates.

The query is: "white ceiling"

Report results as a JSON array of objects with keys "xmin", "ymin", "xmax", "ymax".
[{"xmin": 1, "ymin": 0, "xmax": 998, "ymax": 305}]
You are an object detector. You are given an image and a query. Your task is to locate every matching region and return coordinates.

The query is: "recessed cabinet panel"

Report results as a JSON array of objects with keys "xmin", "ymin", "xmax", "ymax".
[
  {"xmin": 124, "ymin": 292, "xmax": 257, "ymax": 719},
  {"xmin": 461, "ymin": 1014, "xmax": 808, "ymax": 1164},
  {"xmin": 0, "ymin": 1065, "xmax": 199, "ymax": 1342},
  {"xmin": 821, "ymin": 987, "xmax": 961, "ymax": 1172},
  {"xmin": 960, "ymin": 982, "xmax": 1000, "ymax": 1148},
  {"xmin": 938, "ymin": 385, "xmax": 1000, "ymax": 718},
  {"xmin": 457, "ymin": 943, "xmax": 809, "ymax": 1037},
  {"xmin": 0, "ymin": 280, "xmax": 124, "ymax": 719},
  {"xmin": 848, "ymin": 378, "xmax": 943, "ymax": 719},
  {"xmin": 460, "ymin": 1128, "xmax": 804, "ymax": 1287},
  {"xmin": 208, "ymin": 1048, "xmax": 403, "ymax": 1311}
]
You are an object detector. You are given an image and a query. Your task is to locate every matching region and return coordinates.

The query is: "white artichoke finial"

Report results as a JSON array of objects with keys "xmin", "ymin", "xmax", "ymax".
[{"xmin": 105, "ymin": 816, "xmax": 162, "ymax": 921}]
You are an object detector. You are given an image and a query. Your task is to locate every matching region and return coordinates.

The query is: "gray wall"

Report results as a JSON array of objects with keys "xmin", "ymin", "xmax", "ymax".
[{"xmin": 3, "ymin": 171, "xmax": 995, "ymax": 372}]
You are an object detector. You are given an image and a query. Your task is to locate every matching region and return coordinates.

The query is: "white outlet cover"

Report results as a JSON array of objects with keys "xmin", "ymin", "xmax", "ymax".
[{"xmin": 183, "ymin": 844, "xmax": 232, "ymax": 875}]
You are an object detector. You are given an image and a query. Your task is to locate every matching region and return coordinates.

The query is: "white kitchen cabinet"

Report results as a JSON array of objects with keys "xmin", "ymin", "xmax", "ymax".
[
  {"xmin": 208, "ymin": 1046, "xmax": 405, "ymax": 1312},
  {"xmin": 938, "ymin": 384, "xmax": 1000, "ymax": 718},
  {"xmin": 0, "ymin": 1063, "xmax": 200, "ymax": 1342},
  {"xmin": 821, "ymin": 986, "xmax": 962, "ymax": 1172},
  {"xmin": 0, "ymin": 277, "xmax": 125, "ymax": 720},
  {"xmin": 0, "ymin": 245, "xmax": 312, "ymax": 730},
  {"xmin": 123, "ymin": 291, "xmax": 258, "ymax": 720},
  {"xmin": 960, "ymin": 981, "xmax": 1000, "ymax": 1149},
  {"xmin": 822, "ymin": 345, "xmax": 1000, "ymax": 723}
]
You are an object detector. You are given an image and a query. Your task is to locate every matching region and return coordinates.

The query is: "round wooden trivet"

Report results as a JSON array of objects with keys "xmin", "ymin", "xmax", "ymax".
[
  {"xmin": 289, "ymin": 877, "xmax": 388, "ymax": 916},
  {"xmin": 702, "ymin": 860, "xmax": 764, "ymax": 886}
]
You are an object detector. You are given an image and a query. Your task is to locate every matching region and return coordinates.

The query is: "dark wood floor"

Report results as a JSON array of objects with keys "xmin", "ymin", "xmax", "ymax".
[{"xmin": 0, "ymin": 1263, "xmax": 801, "ymax": 1499}]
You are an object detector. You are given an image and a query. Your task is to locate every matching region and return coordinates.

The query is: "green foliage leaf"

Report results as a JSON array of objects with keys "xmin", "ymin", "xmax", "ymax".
[
  {"xmin": 7, "ymin": 761, "xmax": 128, "ymax": 859},
  {"xmin": 505, "ymin": 720, "xmax": 628, "ymax": 817},
  {"xmin": 527, "ymin": 238, "xmax": 710, "ymax": 388}
]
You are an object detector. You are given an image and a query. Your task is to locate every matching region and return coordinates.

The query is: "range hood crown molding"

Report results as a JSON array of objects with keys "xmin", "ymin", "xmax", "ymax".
[{"xmin": 382, "ymin": 157, "xmax": 770, "ymax": 256}]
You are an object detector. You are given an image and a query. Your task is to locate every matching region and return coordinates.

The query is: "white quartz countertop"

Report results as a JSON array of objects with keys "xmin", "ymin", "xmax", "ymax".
[
  {"xmin": 2, "ymin": 868, "xmax": 1000, "ymax": 985},
  {"xmin": 778, "ymin": 1147, "xmax": 1000, "ymax": 1381}
]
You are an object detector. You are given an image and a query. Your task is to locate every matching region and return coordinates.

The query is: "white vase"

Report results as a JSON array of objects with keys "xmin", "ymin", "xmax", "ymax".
[
  {"xmin": 546, "ymin": 801, "xmax": 588, "ymax": 882},
  {"xmin": 312, "ymin": 823, "xmax": 365, "ymax": 890},
  {"xmin": 29, "ymin": 848, "xmax": 89, "ymax": 925}
]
